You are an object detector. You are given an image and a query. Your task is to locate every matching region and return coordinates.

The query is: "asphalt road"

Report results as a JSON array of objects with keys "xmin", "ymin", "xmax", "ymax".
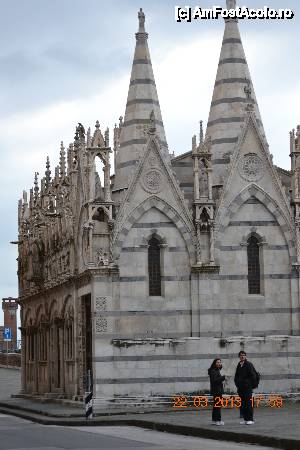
[{"xmin": 0, "ymin": 413, "xmax": 278, "ymax": 450}]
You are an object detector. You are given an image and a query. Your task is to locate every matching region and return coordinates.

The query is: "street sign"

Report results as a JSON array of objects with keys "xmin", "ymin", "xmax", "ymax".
[{"xmin": 3, "ymin": 328, "xmax": 12, "ymax": 342}]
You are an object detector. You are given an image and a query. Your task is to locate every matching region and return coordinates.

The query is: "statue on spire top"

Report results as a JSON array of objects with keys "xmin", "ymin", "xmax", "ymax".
[
  {"xmin": 138, "ymin": 8, "xmax": 145, "ymax": 32},
  {"xmin": 227, "ymin": 0, "xmax": 236, "ymax": 9}
]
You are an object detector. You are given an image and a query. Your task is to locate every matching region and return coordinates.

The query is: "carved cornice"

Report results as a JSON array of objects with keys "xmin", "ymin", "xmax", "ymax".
[
  {"xmin": 75, "ymin": 265, "xmax": 119, "ymax": 289},
  {"xmin": 19, "ymin": 276, "xmax": 75, "ymax": 302},
  {"xmin": 292, "ymin": 263, "xmax": 300, "ymax": 273}
]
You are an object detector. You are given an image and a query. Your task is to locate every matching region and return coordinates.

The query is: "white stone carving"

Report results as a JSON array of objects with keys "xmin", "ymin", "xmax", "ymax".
[
  {"xmin": 95, "ymin": 248, "xmax": 109, "ymax": 266},
  {"xmin": 142, "ymin": 168, "xmax": 163, "ymax": 194},
  {"xmin": 95, "ymin": 297, "xmax": 107, "ymax": 311},
  {"xmin": 148, "ymin": 154, "xmax": 159, "ymax": 167},
  {"xmin": 95, "ymin": 316, "xmax": 108, "ymax": 333},
  {"xmin": 239, "ymin": 153, "xmax": 264, "ymax": 182}
]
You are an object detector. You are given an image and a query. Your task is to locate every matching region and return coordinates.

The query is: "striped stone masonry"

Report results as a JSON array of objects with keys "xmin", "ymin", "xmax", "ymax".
[
  {"xmin": 114, "ymin": 15, "xmax": 169, "ymax": 190},
  {"xmin": 207, "ymin": 18, "xmax": 266, "ymax": 185}
]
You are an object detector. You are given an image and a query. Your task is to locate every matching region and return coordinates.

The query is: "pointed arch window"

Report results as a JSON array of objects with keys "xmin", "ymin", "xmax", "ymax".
[
  {"xmin": 148, "ymin": 236, "xmax": 161, "ymax": 296},
  {"xmin": 247, "ymin": 235, "xmax": 260, "ymax": 294}
]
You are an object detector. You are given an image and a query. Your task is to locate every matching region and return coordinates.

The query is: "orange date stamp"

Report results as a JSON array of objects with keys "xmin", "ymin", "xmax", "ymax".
[{"xmin": 172, "ymin": 395, "xmax": 283, "ymax": 409}]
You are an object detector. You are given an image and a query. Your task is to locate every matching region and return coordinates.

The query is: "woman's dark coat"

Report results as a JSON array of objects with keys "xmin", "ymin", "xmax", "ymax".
[{"xmin": 208, "ymin": 367, "xmax": 225, "ymax": 396}]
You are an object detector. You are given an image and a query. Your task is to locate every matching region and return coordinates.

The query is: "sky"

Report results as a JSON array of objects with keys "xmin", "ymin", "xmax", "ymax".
[{"xmin": 0, "ymin": 0, "xmax": 299, "ymax": 325}]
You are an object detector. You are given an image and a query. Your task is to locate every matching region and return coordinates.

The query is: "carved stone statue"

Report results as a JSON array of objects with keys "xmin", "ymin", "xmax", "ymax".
[
  {"xmin": 96, "ymin": 248, "xmax": 109, "ymax": 266},
  {"xmin": 227, "ymin": 0, "xmax": 236, "ymax": 8}
]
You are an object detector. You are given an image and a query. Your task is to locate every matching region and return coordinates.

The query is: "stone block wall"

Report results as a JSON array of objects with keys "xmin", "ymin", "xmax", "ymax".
[
  {"xmin": 0, "ymin": 352, "xmax": 21, "ymax": 368},
  {"xmin": 93, "ymin": 335, "xmax": 300, "ymax": 408}
]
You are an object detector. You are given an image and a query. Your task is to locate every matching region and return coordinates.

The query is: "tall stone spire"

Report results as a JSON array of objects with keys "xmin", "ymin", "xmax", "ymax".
[
  {"xmin": 206, "ymin": 0, "xmax": 266, "ymax": 184},
  {"xmin": 113, "ymin": 8, "xmax": 169, "ymax": 191}
]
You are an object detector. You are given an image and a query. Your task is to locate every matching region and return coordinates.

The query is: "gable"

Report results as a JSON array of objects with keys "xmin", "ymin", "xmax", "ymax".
[
  {"xmin": 113, "ymin": 133, "xmax": 195, "ymax": 258},
  {"xmin": 215, "ymin": 112, "xmax": 293, "ymax": 236}
]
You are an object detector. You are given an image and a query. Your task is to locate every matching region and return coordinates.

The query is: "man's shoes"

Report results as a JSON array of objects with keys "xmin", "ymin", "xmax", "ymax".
[
  {"xmin": 216, "ymin": 421, "xmax": 225, "ymax": 426},
  {"xmin": 245, "ymin": 421, "xmax": 254, "ymax": 425},
  {"xmin": 240, "ymin": 420, "xmax": 246, "ymax": 424}
]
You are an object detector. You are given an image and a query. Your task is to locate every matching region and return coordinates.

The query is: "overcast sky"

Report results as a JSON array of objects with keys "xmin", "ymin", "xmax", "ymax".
[{"xmin": 0, "ymin": 0, "xmax": 299, "ymax": 326}]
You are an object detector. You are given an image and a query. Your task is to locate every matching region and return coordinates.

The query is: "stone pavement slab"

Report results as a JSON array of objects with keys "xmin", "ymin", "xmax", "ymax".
[{"xmin": 0, "ymin": 367, "xmax": 20, "ymax": 400}]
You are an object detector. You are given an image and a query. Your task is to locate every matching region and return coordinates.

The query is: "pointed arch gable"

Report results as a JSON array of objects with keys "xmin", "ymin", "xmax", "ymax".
[
  {"xmin": 62, "ymin": 295, "xmax": 73, "ymax": 317},
  {"xmin": 35, "ymin": 304, "xmax": 45, "ymax": 326},
  {"xmin": 49, "ymin": 299, "xmax": 59, "ymax": 321},
  {"xmin": 216, "ymin": 184, "xmax": 296, "ymax": 260},
  {"xmin": 24, "ymin": 307, "xmax": 33, "ymax": 327},
  {"xmin": 113, "ymin": 196, "xmax": 196, "ymax": 263}
]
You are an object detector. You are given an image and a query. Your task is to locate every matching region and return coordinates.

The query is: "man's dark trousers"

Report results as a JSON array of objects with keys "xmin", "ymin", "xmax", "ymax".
[{"xmin": 238, "ymin": 388, "xmax": 253, "ymax": 421}]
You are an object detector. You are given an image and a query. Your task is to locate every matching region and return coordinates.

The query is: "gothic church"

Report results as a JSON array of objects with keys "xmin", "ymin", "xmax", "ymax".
[{"xmin": 18, "ymin": 1, "xmax": 300, "ymax": 404}]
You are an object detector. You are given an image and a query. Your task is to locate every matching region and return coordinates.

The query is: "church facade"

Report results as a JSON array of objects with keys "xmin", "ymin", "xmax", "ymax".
[{"xmin": 18, "ymin": 2, "xmax": 300, "ymax": 405}]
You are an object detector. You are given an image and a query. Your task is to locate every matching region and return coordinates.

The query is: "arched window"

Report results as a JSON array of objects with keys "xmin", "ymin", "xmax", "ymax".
[
  {"xmin": 148, "ymin": 236, "xmax": 161, "ymax": 296},
  {"xmin": 247, "ymin": 235, "xmax": 260, "ymax": 294}
]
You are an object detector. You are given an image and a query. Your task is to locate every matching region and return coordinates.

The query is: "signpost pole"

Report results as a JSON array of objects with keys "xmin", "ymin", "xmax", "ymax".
[{"xmin": 3, "ymin": 328, "xmax": 12, "ymax": 368}]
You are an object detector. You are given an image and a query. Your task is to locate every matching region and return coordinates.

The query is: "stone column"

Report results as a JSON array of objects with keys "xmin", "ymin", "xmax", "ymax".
[
  {"xmin": 33, "ymin": 330, "xmax": 38, "ymax": 395},
  {"xmin": 103, "ymin": 159, "xmax": 112, "ymax": 202},
  {"xmin": 46, "ymin": 325, "xmax": 51, "ymax": 393},
  {"xmin": 20, "ymin": 328, "xmax": 26, "ymax": 393},
  {"xmin": 196, "ymin": 222, "xmax": 201, "ymax": 264},
  {"xmin": 207, "ymin": 166, "xmax": 213, "ymax": 200},
  {"xmin": 209, "ymin": 222, "xmax": 215, "ymax": 264},
  {"xmin": 193, "ymin": 156, "xmax": 200, "ymax": 200},
  {"xmin": 191, "ymin": 270, "xmax": 200, "ymax": 336},
  {"xmin": 60, "ymin": 323, "xmax": 65, "ymax": 393}
]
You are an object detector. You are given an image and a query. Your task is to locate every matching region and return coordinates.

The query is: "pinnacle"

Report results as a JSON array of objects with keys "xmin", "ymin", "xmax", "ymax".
[
  {"xmin": 113, "ymin": 9, "xmax": 169, "ymax": 191},
  {"xmin": 206, "ymin": 10, "xmax": 266, "ymax": 184}
]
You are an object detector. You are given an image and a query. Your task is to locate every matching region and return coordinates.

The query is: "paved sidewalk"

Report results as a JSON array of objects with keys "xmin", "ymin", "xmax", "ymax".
[
  {"xmin": 0, "ymin": 367, "xmax": 20, "ymax": 400},
  {"xmin": 0, "ymin": 396, "xmax": 299, "ymax": 450}
]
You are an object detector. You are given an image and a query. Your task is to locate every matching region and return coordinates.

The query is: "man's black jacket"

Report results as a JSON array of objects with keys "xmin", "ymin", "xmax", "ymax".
[
  {"xmin": 234, "ymin": 359, "xmax": 256, "ymax": 391},
  {"xmin": 208, "ymin": 368, "xmax": 225, "ymax": 396}
]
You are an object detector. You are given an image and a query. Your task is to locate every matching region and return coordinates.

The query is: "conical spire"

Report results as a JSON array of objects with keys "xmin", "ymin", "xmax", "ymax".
[
  {"xmin": 206, "ymin": 0, "xmax": 266, "ymax": 184},
  {"xmin": 113, "ymin": 8, "xmax": 169, "ymax": 191}
]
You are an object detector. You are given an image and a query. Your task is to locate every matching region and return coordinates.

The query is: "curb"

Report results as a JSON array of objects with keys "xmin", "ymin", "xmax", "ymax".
[{"xmin": 0, "ymin": 405, "xmax": 299, "ymax": 450}]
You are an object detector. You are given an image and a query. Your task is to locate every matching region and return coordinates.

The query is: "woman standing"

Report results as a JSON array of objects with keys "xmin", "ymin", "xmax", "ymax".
[{"xmin": 208, "ymin": 358, "xmax": 226, "ymax": 425}]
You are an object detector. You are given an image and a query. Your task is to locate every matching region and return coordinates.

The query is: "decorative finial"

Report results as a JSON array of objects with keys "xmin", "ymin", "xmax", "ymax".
[
  {"xmin": 244, "ymin": 79, "xmax": 254, "ymax": 112},
  {"xmin": 29, "ymin": 188, "xmax": 33, "ymax": 209},
  {"xmin": 244, "ymin": 80, "xmax": 252, "ymax": 100},
  {"xmin": 138, "ymin": 8, "xmax": 145, "ymax": 32},
  {"xmin": 23, "ymin": 190, "xmax": 27, "ymax": 204},
  {"xmin": 148, "ymin": 110, "xmax": 156, "ymax": 134},
  {"xmin": 45, "ymin": 156, "xmax": 51, "ymax": 187},
  {"xmin": 192, "ymin": 135, "xmax": 197, "ymax": 151},
  {"xmin": 34, "ymin": 172, "xmax": 39, "ymax": 202},
  {"xmin": 199, "ymin": 120, "xmax": 204, "ymax": 144},
  {"xmin": 74, "ymin": 127, "xmax": 79, "ymax": 141},
  {"xmin": 60, "ymin": 141, "xmax": 66, "ymax": 177},
  {"xmin": 92, "ymin": 120, "xmax": 105, "ymax": 147},
  {"xmin": 105, "ymin": 127, "xmax": 109, "ymax": 147},
  {"xmin": 119, "ymin": 116, "xmax": 123, "ymax": 127},
  {"xmin": 86, "ymin": 127, "xmax": 91, "ymax": 147},
  {"xmin": 77, "ymin": 122, "xmax": 85, "ymax": 139}
]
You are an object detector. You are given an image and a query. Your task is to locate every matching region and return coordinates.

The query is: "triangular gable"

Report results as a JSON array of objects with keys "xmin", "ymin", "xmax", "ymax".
[
  {"xmin": 113, "ymin": 131, "xmax": 194, "ymax": 239},
  {"xmin": 215, "ymin": 110, "xmax": 293, "ymax": 231}
]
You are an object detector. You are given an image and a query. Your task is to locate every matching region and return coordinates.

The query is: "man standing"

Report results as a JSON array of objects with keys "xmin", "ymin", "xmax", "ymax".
[{"xmin": 234, "ymin": 350, "xmax": 257, "ymax": 425}]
